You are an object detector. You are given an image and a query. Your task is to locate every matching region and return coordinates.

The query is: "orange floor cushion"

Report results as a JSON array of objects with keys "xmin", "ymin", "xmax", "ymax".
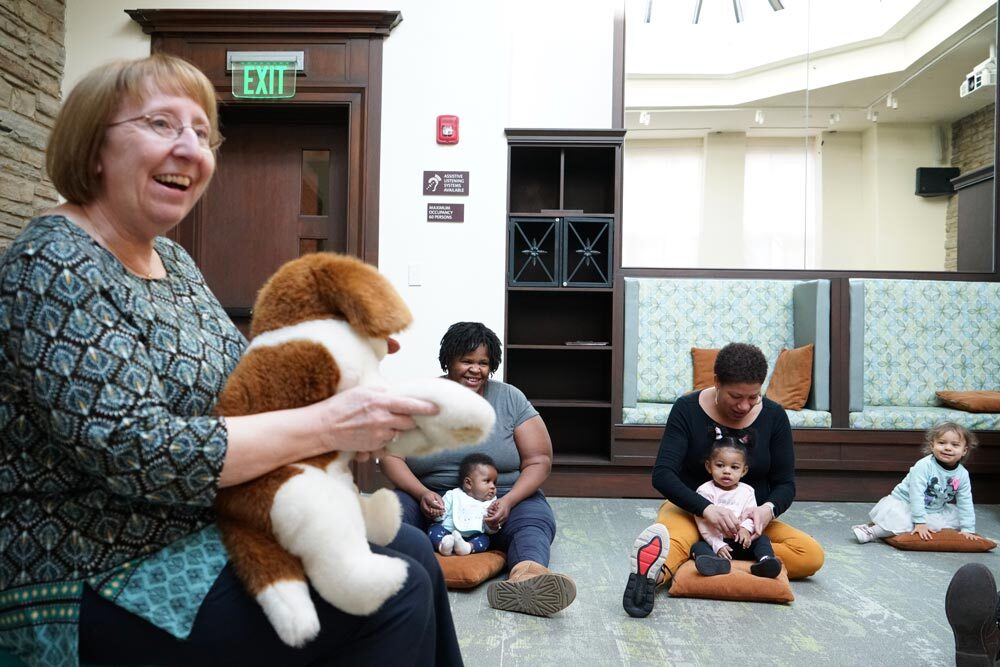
[
  {"xmin": 435, "ymin": 550, "xmax": 506, "ymax": 589},
  {"xmin": 884, "ymin": 529, "xmax": 996, "ymax": 552},
  {"xmin": 668, "ymin": 559, "xmax": 794, "ymax": 604}
]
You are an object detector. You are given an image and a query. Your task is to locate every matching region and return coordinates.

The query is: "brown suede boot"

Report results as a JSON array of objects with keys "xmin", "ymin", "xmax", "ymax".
[{"xmin": 486, "ymin": 560, "xmax": 576, "ymax": 617}]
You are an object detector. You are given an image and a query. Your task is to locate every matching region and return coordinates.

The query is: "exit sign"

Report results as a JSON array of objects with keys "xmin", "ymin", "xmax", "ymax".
[{"xmin": 231, "ymin": 60, "xmax": 297, "ymax": 99}]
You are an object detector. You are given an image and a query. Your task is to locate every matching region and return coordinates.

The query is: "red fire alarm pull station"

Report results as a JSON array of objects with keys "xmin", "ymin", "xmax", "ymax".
[{"xmin": 437, "ymin": 115, "xmax": 459, "ymax": 144}]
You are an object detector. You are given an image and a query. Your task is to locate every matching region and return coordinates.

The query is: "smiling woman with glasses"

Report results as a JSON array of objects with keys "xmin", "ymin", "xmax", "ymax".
[{"xmin": 0, "ymin": 53, "xmax": 462, "ymax": 667}]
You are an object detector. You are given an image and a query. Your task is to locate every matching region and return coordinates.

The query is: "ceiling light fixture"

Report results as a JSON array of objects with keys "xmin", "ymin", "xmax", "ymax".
[
  {"xmin": 754, "ymin": 109, "xmax": 765, "ymax": 124},
  {"xmin": 639, "ymin": 111, "xmax": 651, "ymax": 126},
  {"xmin": 690, "ymin": 0, "xmax": 784, "ymax": 24},
  {"xmin": 733, "ymin": 0, "xmax": 744, "ymax": 23}
]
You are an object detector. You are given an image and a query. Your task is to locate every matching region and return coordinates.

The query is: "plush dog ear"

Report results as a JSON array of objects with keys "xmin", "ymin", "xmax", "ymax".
[
  {"xmin": 310, "ymin": 254, "xmax": 413, "ymax": 338},
  {"xmin": 250, "ymin": 253, "xmax": 412, "ymax": 339}
]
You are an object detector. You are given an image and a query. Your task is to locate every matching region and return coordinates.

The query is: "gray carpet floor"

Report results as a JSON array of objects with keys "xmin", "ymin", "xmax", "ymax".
[{"xmin": 446, "ymin": 499, "xmax": 1000, "ymax": 667}]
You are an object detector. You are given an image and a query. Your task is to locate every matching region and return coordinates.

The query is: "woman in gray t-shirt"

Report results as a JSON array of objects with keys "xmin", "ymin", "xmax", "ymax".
[{"xmin": 382, "ymin": 322, "xmax": 576, "ymax": 617}]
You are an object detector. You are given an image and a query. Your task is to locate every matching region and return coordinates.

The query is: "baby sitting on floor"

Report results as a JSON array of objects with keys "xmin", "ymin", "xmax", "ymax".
[
  {"xmin": 691, "ymin": 433, "xmax": 782, "ymax": 578},
  {"xmin": 429, "ymin": 453, "xmax": 499, "ymax": 556}
]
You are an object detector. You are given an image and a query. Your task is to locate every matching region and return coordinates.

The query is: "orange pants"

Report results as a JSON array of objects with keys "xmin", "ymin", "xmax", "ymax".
[{"xmin": 655, "ymin": 501, "xmax": 825, "ymax": 583}]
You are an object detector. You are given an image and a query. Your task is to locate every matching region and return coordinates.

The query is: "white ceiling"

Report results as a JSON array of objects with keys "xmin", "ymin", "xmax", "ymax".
[{"xmin": 625, "ymin": 4, "xmax": 997, "ymax": 136}]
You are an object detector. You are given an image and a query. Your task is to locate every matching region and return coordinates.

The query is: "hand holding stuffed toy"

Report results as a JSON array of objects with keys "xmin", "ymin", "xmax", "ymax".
[{"xmin": 213, "ymin": 252, "xmax": 495, "ymax": 647}]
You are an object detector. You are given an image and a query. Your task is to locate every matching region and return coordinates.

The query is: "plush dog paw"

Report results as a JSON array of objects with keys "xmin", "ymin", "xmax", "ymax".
[
  {"xmin": 361, "ymin": 489, "xmax": 402, "ymax": 546},
  {"xmin": 386, "ymin": 378, "xmax": 496, "ymax": 456},
  {"xmin": 312, "ymin": 553, "xmax": 409, "ymax": 616},
  {"xmin": 256, "ymin": 580, "xmax": 321, "ymax": 647}
]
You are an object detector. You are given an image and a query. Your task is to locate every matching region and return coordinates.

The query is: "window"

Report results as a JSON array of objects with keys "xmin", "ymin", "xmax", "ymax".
[
  {"xmin": 742, "ymin": 138, "xmax": 818, "ymax": 269},
  {"xmin": 622, "ymin": 139, "xmax": 704, "ymax": 267}
]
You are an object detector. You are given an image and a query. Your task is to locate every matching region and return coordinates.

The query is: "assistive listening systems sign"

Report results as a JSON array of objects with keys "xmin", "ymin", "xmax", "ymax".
[
  {"xmin": 231, "ymin": 60, "xmax": 297, "ymax": 99},
  {"xmin": 423, "ymin": 171, "xmax": 469, "ymax": 195}
]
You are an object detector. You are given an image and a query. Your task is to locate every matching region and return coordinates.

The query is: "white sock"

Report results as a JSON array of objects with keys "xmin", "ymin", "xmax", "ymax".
[
  {"xmin": 871, "ymin": 525, "xmax": 894, "ymax": 538},
  {"xmin": 452, "ymin": 530, "xmax": 472, "ymax": 556},
  {"xmin": 438, "ymin": 534, "xmax": 454, "ymax": 556}
]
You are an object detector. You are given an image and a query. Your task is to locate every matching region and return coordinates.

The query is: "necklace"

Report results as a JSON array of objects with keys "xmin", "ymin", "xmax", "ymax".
[{"xmin": 112, "ymin": 251, "xmax": 157, "ymax": 280}]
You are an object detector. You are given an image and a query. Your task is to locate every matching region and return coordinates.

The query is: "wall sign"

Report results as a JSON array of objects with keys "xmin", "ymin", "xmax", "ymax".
[
  {"xmin": 228, "ymin": 51, "xmax": 302, "ymax": 99},
  {"xmin": 423, "ymin": 171, "xmax": 469, "ymax": 195},
  {"xmin": 427, "ymin": 203, "xmax": 465, "ymax": 222}
]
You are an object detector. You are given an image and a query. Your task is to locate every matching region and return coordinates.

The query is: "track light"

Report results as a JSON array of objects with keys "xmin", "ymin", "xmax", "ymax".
[
  {"xmin": 828, "ymin": 112, "xmax": 841, "ymax": 125},
  {"xmin": 754, "ymin": 109, "xmax": 765, "ymax": 125},
  {"xmin": 886, "ymin": 93, "xmax": 898, "ymax": 109},
  {"xmin": 639, "ymin": 111, "xmax": 651, "ymax": 126}
]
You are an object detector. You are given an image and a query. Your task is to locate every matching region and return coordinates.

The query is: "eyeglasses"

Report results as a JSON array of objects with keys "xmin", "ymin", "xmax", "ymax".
[{"xmin": 107, "ymin": 111, "xmax": 223, "ymax": 150}]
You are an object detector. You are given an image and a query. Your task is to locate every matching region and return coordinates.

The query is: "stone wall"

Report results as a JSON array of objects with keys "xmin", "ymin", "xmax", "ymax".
[
  {"xmin": 946, "ymin": 102, "xmax": 995, "ymax": 271},
  {"xmin": 0, "ymin": 0, "xmax": 64, "ymax": 255}
]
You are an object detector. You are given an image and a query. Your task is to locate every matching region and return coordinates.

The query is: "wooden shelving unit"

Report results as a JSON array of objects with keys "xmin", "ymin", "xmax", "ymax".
[{"xmin": 504, "ymin": 129, "xmax": 624, "ymax": 468}]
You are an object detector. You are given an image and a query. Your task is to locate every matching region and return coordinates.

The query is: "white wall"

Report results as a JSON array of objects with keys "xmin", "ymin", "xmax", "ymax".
[
  {"xmin": 867, "ymin": 124, "xmax": 949, "ymax": 270},
  {"xmin": 819, "ymin": 131, "xmax": 870, "ymax": 268},
  {"xmin": 63, "ymin": 0, "xmax": 617, "ymax": 381}
]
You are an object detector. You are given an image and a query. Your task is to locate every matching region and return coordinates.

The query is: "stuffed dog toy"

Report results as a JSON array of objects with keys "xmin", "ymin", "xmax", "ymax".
[{"xmin": 213, "ymin": 252, "xmax": 495, "ymax": 647}]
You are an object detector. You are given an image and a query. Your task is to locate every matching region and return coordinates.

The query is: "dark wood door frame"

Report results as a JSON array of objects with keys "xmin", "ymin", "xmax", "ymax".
[{"xmin": 126, "ymin": 9, "xmax": 401, "ymax": 266}]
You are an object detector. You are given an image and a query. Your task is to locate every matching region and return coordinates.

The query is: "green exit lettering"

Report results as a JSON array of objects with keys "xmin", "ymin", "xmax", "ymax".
[{"xmin": 232, "ymin": 62, "xmax": 296, "ymax": 99}]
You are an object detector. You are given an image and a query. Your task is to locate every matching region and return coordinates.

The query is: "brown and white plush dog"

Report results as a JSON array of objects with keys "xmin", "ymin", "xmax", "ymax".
[{"xmin": 213, "ymin": 252, "xmax": 495, "ymax": 647}]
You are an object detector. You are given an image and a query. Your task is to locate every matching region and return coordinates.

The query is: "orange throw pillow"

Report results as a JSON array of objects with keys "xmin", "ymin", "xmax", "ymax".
[
  {"xmin": 435, "ymin": 550, "xmax": 506, "ymax": 589},
  {"xmin": 766, "ymin": 344, "xmax": 814, "ymax": 411},
  {"xmin": 936, "ymin": 390, "xmax": 1000, "ymax": 413},
  {"xmin": 691, "ymin": 348, "xmax": 720, "ymax": 391},
  {"xmin": 668, "ymin": 559, "xmax": 794, "ymax": 603},
  {"xmin": 884, "ymin": 529, "xmax": 996, "ymax": 552}
]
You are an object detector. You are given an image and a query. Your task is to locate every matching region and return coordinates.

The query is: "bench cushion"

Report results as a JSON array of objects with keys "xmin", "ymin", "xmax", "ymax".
[
  {"xmin": 849, "ymin": 279, "xmax": 1000, "ymax": 410},
  {"xmin": 627, "ymin": 279, "xmax": 798, "ymax": 404},
  {"xmin": 623, "ymin": 402, "xmax": 831, "ymax": 428},
  {"xmin": 623, "ymin": 278, "xmax": 830, "ymax": 415},
  {"xmin": 849, "ymin": 406, "xmax": 1000, "ymax": 430}
]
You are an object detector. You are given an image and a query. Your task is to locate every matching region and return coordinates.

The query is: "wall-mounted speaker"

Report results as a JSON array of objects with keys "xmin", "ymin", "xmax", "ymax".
[{"xmin": 915, "ymin": 167, "xmax": 960, "ymax": 197}]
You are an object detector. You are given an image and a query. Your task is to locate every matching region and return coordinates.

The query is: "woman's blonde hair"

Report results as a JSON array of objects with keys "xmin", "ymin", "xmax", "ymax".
[
  {"xmin": 922, "ymin": 421, "xmax": 978, "ymax": 462},
  {"xmin": 46, "ymin": 53, "xmax": 220, "ymax": 204}
]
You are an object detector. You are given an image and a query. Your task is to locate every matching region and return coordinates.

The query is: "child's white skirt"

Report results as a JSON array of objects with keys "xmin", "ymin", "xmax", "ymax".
[{"xmin": 869, "ymin": 495, "xmax": 961, "ymax": 534}]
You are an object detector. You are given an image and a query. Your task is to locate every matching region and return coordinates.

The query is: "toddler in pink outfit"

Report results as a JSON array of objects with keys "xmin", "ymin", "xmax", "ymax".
[{"xmin": 691, "ymin": 435, "xmax": 783, "ymax": 578}]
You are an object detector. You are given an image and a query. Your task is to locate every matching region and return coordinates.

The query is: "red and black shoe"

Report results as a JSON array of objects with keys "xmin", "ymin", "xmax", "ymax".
[{"xmin": 622, "ymin": 523, "xmax": 670, "ymax": 618}]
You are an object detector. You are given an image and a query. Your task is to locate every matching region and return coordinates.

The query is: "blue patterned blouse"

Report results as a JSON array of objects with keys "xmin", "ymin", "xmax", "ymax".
[{"xmin": 0, "ymin": 215, "xmax": 245, "ymax": 666}]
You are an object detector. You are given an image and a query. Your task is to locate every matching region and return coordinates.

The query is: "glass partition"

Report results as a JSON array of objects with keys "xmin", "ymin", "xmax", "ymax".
[{"xmin": 623, "ymin": 0, "xmax": 997, "ymax": 271}]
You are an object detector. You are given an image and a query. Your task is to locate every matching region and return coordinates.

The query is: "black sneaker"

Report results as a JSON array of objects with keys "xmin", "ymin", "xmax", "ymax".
[
  {"xmin": 945, "ymin": 563, "xmax": 1000, "ymax": 667},
  {"xmin": 622, "ymin": 524, "xmax": 669, "ymax": 618},
  {"xmin": 695, "ymin": 554, "xmax": 731, "ymax": 577},
  {"xmin": 750, "ymin": 555, "xmax": 782, "ymax": 578}
]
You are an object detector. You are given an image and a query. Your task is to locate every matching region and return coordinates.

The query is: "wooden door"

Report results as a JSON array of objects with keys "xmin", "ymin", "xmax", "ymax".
[{"xmin": 175, "ymin": 105, "xmax": 349, "ymax": 331}]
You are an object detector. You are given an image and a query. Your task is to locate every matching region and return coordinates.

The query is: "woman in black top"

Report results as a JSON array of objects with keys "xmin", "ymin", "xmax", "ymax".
[{"xmin": 622, "ymin": 343, "xmax": 824, "ymax": 618}]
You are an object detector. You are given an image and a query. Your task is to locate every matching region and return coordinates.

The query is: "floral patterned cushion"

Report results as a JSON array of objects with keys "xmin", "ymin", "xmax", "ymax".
[
  {"xmin": 630, "ymin": 279, "xmax": 797, "ymax": 404},
  {"xmin": 859, "ymin": 280, "xmax": 1000, "ymax": 408},
  {"xmin": 849, "ymin": 406, "xmax": 1000, "ymax": 430}
]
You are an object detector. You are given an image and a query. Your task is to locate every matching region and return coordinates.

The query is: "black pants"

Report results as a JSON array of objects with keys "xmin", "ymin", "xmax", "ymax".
[
  {"xmin": 79, "ymin": 524, "xmax": 463, "ymax": 667},
  {"xmin": 691, "ymin": 533, "xmax": 775, "ymax": 562}
]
